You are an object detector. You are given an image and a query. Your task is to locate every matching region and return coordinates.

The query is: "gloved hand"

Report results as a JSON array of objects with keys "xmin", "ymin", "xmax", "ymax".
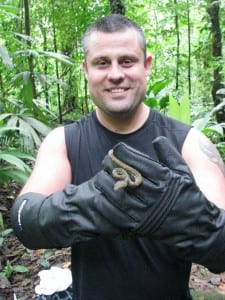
[
  {"xmin": 10, "ymin": 172, "xmax": 123, "ymax": 249},
  {"xmin": 95, "ymin": 136, "xmax": 225, "ymax": 273}
]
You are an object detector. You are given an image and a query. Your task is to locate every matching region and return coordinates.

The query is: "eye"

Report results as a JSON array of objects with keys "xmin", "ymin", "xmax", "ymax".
[
  {"xmin": 121, "ymin": 57, "xmax": 136, "ymax": 67},
  {"xmin": 99, "ymin": 60, "xmax": 107, "ymax": 65},
  {"xmin": 95, "ymin": 59, "xmax": 110, "ymax": 69}
]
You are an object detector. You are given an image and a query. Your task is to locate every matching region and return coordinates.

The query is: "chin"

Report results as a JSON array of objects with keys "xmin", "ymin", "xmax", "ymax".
[{"xmin": 107, "ymin": 107, "xmax": 136, "ymax": 117}]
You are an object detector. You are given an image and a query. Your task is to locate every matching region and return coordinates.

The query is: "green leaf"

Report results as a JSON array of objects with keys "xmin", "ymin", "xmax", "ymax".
[
  {"xmin": 179, "ymin": 94, "xmax": 190, "ymax": 124},
  {"xmin": 13, "ymin": 33, "xmax": 34, "ymax": 43},
  {"xmin": 21, "ymin": 77, "xmax": 33, "ymax": 109},
  {"xmin": 151, "ymin": 80, "xmax": 171, "ymax": 96},
  {"xmin": 144, "ymin": 98, "xmax": 158, "ymax": 108},
  {"xmin": 169, "ymin": 95, "xmax": 180, "ymax": 120},
  {"xmin": 39, "ymin": 51, "xmax": 73, "ymax": 65},
  {"xmin": 4, "ymin": 149, "xmax": 34, "ymax": 161},
  {"xmin": 0, "ymin": 4, "xmax": 19, "ymax": 14},
  {"xmin": 19, "ymin": 118, "xmax": 42, "ymax": 147},
  {"xmin": 1, "ymin": 228, "xmax": 13, "ymax": 237},
  {"xmin": 13, "ymin": 265, "xmax": 28, "ymax": 273},
  {"xmin": 193, "ymin": 100, "xmax": 225, "ymax": 130},
  {"xmin": 0, "ymin": 126, "xmax": 24, "ymax": 136},
  {"xmin": 168, "ymin": 94, "xmax": 190, "ymax": 124},
  {"xmin": 0, "ymin": 113, "xmax": 13, "ymax": 121},
  {"xmin": 0, "ymin": 153, "xmax": 29, "ymax": 172},
  {"xmin": 0, "ymin": 169, "xmax": 30, "ymax": 184},
  {"xmin": 159, "ymin": 95, "xmax": 169, "ymax": 110},
  {"xmin": 0, "ymin": 46, "xmax": 13, "ymax": 69},
  {"xmin": 22, "ymin": 116, "xmax": 50, "ymax": 136}
]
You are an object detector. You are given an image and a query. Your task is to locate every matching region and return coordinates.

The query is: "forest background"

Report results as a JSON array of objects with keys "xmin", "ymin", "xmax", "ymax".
[{"xmin": 0, "ymin": 0, "xmax": 225, "ymax": 298}]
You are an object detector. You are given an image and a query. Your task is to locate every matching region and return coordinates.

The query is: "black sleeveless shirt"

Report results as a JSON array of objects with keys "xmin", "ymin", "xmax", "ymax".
[{"xmin": 64, "ymin": 109, "xmax": 193, "ymax": 300}]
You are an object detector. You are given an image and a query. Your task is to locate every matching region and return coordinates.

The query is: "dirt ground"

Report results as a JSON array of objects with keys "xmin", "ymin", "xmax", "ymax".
[{"xmin": 1, "ymin": 184, "xmax": 225, "ymax": 300}]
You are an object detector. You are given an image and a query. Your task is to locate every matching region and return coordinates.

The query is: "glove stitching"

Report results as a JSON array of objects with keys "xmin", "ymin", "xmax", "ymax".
[{"xmin": 136, "ymin": 176, "xmax": 181, "ymax": 235}]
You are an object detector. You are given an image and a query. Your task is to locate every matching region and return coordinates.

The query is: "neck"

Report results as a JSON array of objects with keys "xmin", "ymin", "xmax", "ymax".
[{"xmin": 96, "ymin": 104, "xmax": 150, "ymax": 134}]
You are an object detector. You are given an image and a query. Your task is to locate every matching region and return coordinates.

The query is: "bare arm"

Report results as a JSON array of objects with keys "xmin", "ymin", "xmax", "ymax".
[
  {"xmin": 19, "ymin": 126, "xmax": 71, "ymax": 196},
  {"xmin": 182, "ymin": 128, "xmax": 225, "ymax": 209}
]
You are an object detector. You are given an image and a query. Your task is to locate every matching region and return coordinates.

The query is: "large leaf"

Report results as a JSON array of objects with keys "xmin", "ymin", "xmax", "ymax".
[
  {"xmin": 18, "ymin": 118, "xmax": 42, "ymax": 148},
  {"xmin": 39, "ymin": 51, "xmax": 74, "ymax": 65},
  {"xmin": 193, "ymin": 100, "xmax": 225, "ymax": 130},
  {"xmin": 0, "ymin": 169, "xmax": 30, "ymax": 184},
  {"xmin": 0, "ymin": 46, "xmax": 13, "ymax": 69},
  {"xmin": 13, "ymin": 33, "xmax": 34, "ymax": 43},
  {"xmin": 0, "ymin": 150, "xmax": 33, "ymax": 185},
  {"xmin": 0, "ymin": 4, "xmax": 19, "ymax": 14},
  {"xmin": 0, "ymin": 113, "xmax": 13, "ymax": 121},
  {"xmin": 0, "ymin": 153, "xmax": 30, "ymax": 172},
  {"xmin": 179, "ymin": 94, "xmax": 190, "ymax": 124},
  {"xmin": 0, "ymin": 126, "xmax": 24, "ymax": 135},
  {"xmin": 21, "ymin": 77, "xmax": 33, "ymax": 109},
  {"xmin": 3, "ymin": 149, "xmax": 34, "ymax": 161},
  {"xmin": 151, "ymin": 80, "xmax": 171, "ymax": 96},
  {"xmin": 22, "ymin": 116, "xmax": 50, "ymax": 136},
  {"xmin": 169, "ymin": 95, "xmax": 180, "ymax": 120},
  {"xmin": 168, "ymin": 94, "xmax": 190, "ymax": 124}
]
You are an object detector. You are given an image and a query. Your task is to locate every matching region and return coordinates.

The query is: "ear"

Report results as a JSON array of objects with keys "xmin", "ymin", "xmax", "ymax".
[
  {"xmin": 145, "ymin": 55, "xmax": 152, "ymax": 77},
  {"xmin": 82, "ymin": 60, "xmax": 88, "ymax": 80}
]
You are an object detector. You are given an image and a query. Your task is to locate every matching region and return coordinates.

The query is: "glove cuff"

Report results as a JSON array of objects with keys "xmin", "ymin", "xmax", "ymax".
[{"xmin": 11, "ymin": 193, "xmax": 54, "ymax": 249}]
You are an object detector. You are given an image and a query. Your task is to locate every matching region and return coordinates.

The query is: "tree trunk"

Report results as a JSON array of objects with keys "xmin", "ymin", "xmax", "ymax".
[
  {"xmin": 207, "ymin": 0, "xmax": 225, "ymax": 124},
  {"xmin": 51, "ymin": 0, "xmax": 62, "ymax": 124},
  {"xmin": 109, "ymin": 0, "xmax": 125, "ymax": 15},
  {"xmin": 39, "ymin": 23, "xmax": 49, "ymax": 110},
  {"xmin": 187, "ymin": 0, "xmax": 191, "ymax": 96},
  {"xmin": 23, "ymin": 0, "xmax": 37, "ymax": 100},
  {"xmin": 174, "ymin": 0, "xmax": 180, "ymax": 90}
]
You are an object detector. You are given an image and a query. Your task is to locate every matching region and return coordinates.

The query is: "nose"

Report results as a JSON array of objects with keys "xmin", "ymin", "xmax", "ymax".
[{"xmin": 107, "ymin": 63, "xmax": 125, "ymax": 83}]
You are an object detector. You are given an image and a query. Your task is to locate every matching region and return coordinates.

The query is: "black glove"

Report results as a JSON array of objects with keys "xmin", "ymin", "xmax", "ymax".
[
  {"xmin": 10, "ymin": 175, "xmax": 122, "ymax": 249},
  {"xmin": 95, "ymin": 136, "xmax": 225, "ymax": 273}
]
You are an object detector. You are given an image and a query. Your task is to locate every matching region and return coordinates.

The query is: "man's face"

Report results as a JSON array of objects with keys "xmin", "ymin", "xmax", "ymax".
[{"xmin": 83, "ymin": 29, "xmax": 152, "ymax": 117}]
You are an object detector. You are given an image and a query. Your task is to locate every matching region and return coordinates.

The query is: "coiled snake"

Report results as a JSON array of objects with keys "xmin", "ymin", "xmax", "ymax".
[{"xmin": 108, "ymin": 149, "xmax": 142, "ymax": 191}]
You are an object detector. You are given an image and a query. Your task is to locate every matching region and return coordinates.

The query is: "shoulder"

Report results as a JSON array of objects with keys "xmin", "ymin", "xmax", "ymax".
[
  {"xmin": 38, "ymin": 126, "xmax": 67, "ymax": 158},
  {"xmin": 41, "ymin": 126, "xmax": 65, "ymax": 146},
  {"xmin": 182, "ymin": 127, "xmax": 225, "ymax": 208},
  {"xmin": 182, "ymin": 127, "xmax": 214, "ymax": 166},
  {"xmin": 182, "ymin": 127, "xmax": 219, "ymax": 163},
  {"xmin": 182, "ymin": 127, "xmax": 225, "ymax": 175}
]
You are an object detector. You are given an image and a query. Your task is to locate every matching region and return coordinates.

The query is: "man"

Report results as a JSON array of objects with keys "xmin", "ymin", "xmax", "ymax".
[{"xmin": 11, "ymin": 14, "xmax": 225, "ymax": 299}]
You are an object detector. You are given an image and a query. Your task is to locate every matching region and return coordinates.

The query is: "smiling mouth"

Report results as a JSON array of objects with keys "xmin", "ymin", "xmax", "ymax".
[{"xmin": 107, "ymin": 88, "xmax": 129, "ymax": 93}]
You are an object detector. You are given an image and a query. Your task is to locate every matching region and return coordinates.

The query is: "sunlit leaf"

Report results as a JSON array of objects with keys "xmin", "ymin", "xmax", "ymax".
[
  {"xmin": 39, "ymin": 51, "xmax": 73, "ymax": 65},
  {"xmin": 0, "ymin": 46, "xmax": 13, "ymax": 69}
]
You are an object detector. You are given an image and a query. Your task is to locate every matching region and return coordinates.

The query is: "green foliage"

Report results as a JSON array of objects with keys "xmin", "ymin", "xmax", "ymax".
[
  {"xmin": 193, "ymin": 99, "xmax": 225, "ymax": 161},
  {"xmin": 193, "ymin": 100, "xmax": 225, "ymax": 133},
  {"xmin": 0, "ymin": 148, "xmax": 34, "ymax": 185},
  {"xmin": 0, "ymin": 212, "xmax": 13, "ymax": 248},
  {"xmin": 0, "ymin": 213, "xmax": 22, "ymax": 281},
  {"xmin": 40, "ymin": 251, "xmax": 54, "ymax": 269},
  {"xmin": 145, "ymin": 80, "xmax": 170, "ymax": 110},
  {"xmin": 0, "ymin": 213, "xmax": 28, "ymax": 280},
  {"xmin": 0, "ymin": 108, "xmax": 51, "ymax": 150},
  {"xmin": 0, "ymin": 259, "xmax": 28, "ymax": 279},
  {"xmin": 168, "ymin": 94, "xmax": 191, "ymax": 124},
  {"xmin": 191, "ymin": 290, "xmax": 225, "ymax": 300},
  {"xmin": 0, "ymin": 98, "xmax": 50, "ymax": 186}
]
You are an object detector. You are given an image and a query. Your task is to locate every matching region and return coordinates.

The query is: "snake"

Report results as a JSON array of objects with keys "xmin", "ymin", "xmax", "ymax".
[{"xmin": 108, "ymin": 149, "xmax": 142, "ymax": 191}]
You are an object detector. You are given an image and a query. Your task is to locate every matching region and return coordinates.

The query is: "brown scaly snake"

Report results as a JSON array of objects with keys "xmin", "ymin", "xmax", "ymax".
[{"xmin": 108, "ymin": 149, "xmax": 142, "ymax": 191}]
